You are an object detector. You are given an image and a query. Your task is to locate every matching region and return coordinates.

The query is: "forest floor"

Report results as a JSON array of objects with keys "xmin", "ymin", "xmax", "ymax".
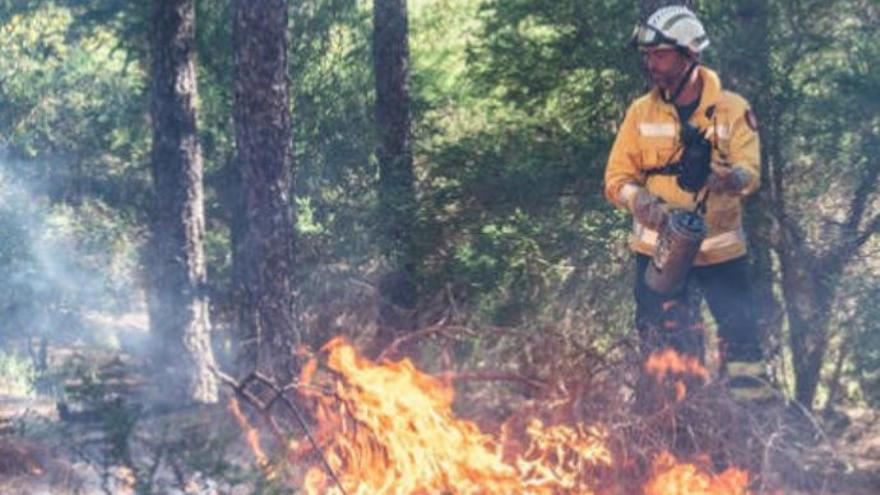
[
  {"xmin": 0, "ymin": 393, "xmax": 258, "ymax": 495},
  {"xmin": 786, "ymin": 406, "xmax": 880, "ymax": 495},
  {"xmin": 0, "ymin": 333, "xmax": 878, "ymax": 495},
  {"xmin": 0, "ymin": 392, "xmax": 878, "ymax": 494}
]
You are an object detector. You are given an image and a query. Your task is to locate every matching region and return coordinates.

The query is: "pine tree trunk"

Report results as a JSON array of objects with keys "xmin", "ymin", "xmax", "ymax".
[
  {"xmin": 148, "ymin": 0, "xmax": 217, "ymax": 404},
  {"xmin": 372, "ymin": 0, "xmax": 418, "ymax": 352},
  {"xmin": 231, "ymin": 0, "xmax": 300, "ymax": 382}
]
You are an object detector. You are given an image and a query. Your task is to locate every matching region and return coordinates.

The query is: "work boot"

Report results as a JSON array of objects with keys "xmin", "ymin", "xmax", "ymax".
[{"xmin": 724, "ymin": 360, "xmax": 777, "ymax": 404}]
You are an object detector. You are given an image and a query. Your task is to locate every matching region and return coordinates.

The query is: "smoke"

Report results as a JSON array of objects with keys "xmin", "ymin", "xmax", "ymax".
[{"xmin": 0, "ymin": 159, "xmax": 146, "ymax": 352}]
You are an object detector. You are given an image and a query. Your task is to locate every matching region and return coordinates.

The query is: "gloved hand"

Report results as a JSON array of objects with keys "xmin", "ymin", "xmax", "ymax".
[
  {"xmin": 706, "ymin": 166, "xmax": 752, "ymax": 194},
  {"xmin": 630, "ymin": 188, "xmax": 668, "ymax": 230}
]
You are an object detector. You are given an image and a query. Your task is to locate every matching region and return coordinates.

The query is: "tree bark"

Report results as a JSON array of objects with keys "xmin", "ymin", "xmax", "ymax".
[
  {"xmin": 148, "ymin": 0, "xmax": 217, "ymax": 404},
  {"xmin": 231, "ymin": 0, "xmax": 300, "ymax": 382},
  {"xmin": 778, "ymin": 247, "xmax": 833, "ymax": 407},
  {"xmin": 372, "ymin": 0, "xmax": 418, "ymax": 352}
]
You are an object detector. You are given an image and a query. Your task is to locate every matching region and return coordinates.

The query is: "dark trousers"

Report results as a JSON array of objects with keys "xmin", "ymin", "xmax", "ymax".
[{"xmin": 634, "ymin": 254, "xmax": 763, "ymax": 363}]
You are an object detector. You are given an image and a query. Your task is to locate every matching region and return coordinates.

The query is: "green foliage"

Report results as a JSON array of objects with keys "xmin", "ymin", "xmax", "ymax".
[
  {"xmin": 0, "ymin": 2, "xmax": 149, "ymax": 210},
  {"xmin": 0, "ymin": 350, "xmax": 36, "ymax": 396},
  {"xmin": 290, "ymin": 0, "xmax": 377, "ymax": 268},
  {"xmin": 411, "ymin": 0, "xmax": 639, "ymax": 330}
]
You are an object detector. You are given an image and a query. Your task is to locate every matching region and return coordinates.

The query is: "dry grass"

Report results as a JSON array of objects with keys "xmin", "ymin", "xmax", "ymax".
[{"xmin": 1, "ymin": 306, "xmax": 877, "ymax": 494}]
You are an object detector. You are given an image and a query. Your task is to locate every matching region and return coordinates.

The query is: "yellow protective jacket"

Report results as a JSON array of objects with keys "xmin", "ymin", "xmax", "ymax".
[{"xmin": 604, "ymin": 66, "xmax": 760, "ymax": 266}]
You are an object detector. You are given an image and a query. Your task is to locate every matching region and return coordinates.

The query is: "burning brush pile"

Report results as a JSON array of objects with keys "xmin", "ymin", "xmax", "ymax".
[{"xmin": 228, "ymin": 336, "xmax": 787, "ymax": 495}]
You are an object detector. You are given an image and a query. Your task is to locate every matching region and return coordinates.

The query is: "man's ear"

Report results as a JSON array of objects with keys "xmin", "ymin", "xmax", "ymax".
[{"xmin": 678, "ymin": 48, "xmax": 699, "ymax": 63}]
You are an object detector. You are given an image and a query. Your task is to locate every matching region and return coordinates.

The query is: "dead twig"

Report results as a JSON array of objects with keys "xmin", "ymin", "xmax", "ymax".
[
  {"xmin": 377, "ymin": 324, "xmax": 479, "ymax": 361},
  {"xmin": 211, "ymin": 367, "xmax": 350, "ymax": 495}
]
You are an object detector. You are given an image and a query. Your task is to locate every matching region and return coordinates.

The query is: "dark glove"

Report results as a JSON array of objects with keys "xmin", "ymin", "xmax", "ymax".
[
  {"xmin": 706, "ymin": 166, "xmax": 752, "ymax": 194},
  {"xmin": 677, "ymin": 124, "xmax": 712, "ymax": 192},
  {"xmin": 631, "ymin": 189, "xmax": 668, "ymax": 231}
]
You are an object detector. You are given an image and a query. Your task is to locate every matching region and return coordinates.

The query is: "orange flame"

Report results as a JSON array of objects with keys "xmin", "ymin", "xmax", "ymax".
[
  {"xmin": 296, "ymin": 337, "xmax": 611, "ymax": 494},
  {"xmin": 645, "ymin": 349, "xmax": 709, "ymax": 402},
  {"xmin": 644, "ymin": 452, "xmax": 751, "ymax": 495},
  {"xmin": 645, "ymin": 349, "xmax": 709, "ymax": 382},
  {"xmin": 227, "ymin": 397, "xmax": 273, "ymax": 478},
  {"xmin": 234, "ymin": 338, "xmax": 754, "ymax": 494}
]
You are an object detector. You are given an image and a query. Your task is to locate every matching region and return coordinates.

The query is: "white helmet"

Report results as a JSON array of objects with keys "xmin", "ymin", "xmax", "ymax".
[{"xmin": 631, "ymin": 6, "xmax": 709, "ymax": 54}]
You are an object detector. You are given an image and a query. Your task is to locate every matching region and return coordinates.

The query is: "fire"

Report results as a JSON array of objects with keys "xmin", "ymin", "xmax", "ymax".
[
  {"xmin": 233, "ymin": 338, "xmax": 755, "ymax": 494},
  {"xmin": 227, "ymin": 397, "xmax": 272, "ymax": 478},
  {"xmin": 645, "ymin": 349, "xmax": 709, "ymax": 382},
  {"xmin": 296, "ymin": 338, "xmax": 611, "ymax": 494},
  {"xmin": 645, "ymin": 349, "xmax": 709, "ymax": 402},
  {"xmin": 644, "ymin": 452, "xmax": 751, "ymax": 495}
]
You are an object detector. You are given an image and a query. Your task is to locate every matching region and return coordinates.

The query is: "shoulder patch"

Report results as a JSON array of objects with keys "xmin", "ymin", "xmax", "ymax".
[{"xmin": 745, "ymin": 109, "xmax": 759, "ymax": 131}]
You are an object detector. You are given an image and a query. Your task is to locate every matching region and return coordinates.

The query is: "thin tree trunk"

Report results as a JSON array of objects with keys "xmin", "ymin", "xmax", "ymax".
[
  {"xmin": 823, "ymin": 337, "xmax": 851, "ymax": 416},
  {"xmin": 148, "ymin": 0, "xmax": 217, "ymax": 404},
  {"xmin": 778, "ymin": 247, "xmax": 834, "ymax": 408},
  {"xmin": 768, "ymin": 75, "xmax": 879, "ymax": 412},
  {"xmin": 231, "ymin": 0, "xmax": 300, "ymax": 382},
  {"xmin": 372, "ymin": 0, "xmax": 418, "ymax": 353}
]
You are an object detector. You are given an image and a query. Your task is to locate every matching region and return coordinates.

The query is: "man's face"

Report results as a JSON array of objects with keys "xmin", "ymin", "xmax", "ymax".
[{"xmin": 642, "ymin": 47, "xmax": 690, "ymax": 90}]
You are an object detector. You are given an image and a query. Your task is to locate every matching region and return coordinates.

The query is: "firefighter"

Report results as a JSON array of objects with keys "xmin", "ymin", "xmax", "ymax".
[{"xmin": 604, "ymin": 6, "xmax": 773, "ymax": 403}]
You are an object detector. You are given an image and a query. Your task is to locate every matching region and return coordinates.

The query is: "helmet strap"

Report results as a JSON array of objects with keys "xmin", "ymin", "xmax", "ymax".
[{"xmin": 662, "ymin": 56, "xmax": 699, "ymax": 104}]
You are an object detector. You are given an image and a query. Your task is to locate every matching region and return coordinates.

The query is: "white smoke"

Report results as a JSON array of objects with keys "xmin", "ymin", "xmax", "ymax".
[{"xmin": 0, "ymin": 161, "xmax": 146, "ymax": 352}]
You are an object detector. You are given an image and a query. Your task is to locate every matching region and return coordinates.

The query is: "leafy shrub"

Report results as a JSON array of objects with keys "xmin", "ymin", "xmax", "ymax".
[{"xmin": 0, "ymin": 351, "xmax": 35, "ymax": 396}]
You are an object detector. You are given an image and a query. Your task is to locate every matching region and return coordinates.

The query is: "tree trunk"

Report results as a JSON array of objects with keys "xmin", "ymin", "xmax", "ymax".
[
  {"xmin": 231, "ymin": 0, "xmax": 300, "ymax": 382},
  {"xmin": 148, "ymin": 0, "xmax": 217, "ymax": 404},
  {"xmin": 778, "ymin": 247, "xmax": 834, "ymax": 408},
  {"xmin": 758, "ymin": 1, "xmax": 880, "ymax": 410},
  {"xmin": 372, "ymin": 0, "xmax": 418, "ymax": 352}
]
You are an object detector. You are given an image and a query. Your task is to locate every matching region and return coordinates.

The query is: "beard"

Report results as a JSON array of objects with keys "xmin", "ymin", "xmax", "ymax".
[
  {"xmin": 650, "ymin": 69, "xmax": 684, "ymax": 91},
  {"xmin": 646, "ymin": 54, "xmax": 694, "ymax": 93}
]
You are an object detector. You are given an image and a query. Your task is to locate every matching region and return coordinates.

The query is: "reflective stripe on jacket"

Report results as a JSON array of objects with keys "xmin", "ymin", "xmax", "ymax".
[{"xmin": 604, "ymin": 66, "xmax": 760, "ymax": 266}]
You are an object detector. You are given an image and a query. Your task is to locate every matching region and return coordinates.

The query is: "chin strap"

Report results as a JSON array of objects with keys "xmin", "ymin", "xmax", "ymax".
[{"xmin": 661, "ymin": 58, "xmax": 699, "ymax": 104}]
